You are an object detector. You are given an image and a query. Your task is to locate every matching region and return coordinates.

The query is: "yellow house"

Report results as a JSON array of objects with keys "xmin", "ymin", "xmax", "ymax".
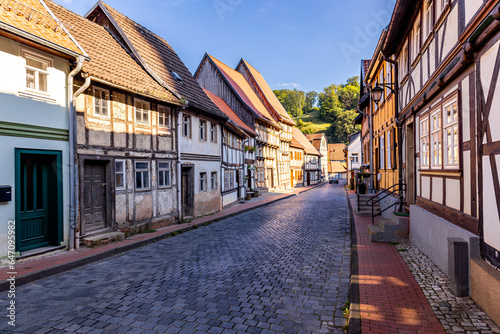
[{"xmin": 365, "ymin": 31, "xmax": 399, "ymax": 192}]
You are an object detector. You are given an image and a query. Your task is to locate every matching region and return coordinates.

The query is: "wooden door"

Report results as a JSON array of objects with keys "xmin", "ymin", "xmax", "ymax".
[
  {"xmin": 18, "ymin": 155, "xmax": 49, "ymax": 251},
  {"xmin": 83, "ymin": 162, "xmax": 107, "ymax": 234},
  {"xmin": 307, "ymin": 172, "xmax": 310, "ymax": 186},
  {"xmin": 181, "ymin": 167, "xmax": 194, "ymax": 217},
  {"xmin": 236, "ymin": 170, "xmax": 240, "ymax": 198}
]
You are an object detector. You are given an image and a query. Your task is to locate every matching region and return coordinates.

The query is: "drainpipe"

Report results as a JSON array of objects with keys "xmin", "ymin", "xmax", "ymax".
[
  {"xmin": 68, "ymin": 56, "xmax": 85, "ymax": 251},
  {"xmin": 176, "ymin": 108, "xmax": 183, "ymax": 220}
]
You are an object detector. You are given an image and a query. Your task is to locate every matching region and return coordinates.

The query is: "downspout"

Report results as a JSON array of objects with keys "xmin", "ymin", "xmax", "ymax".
[
  {"xmin": 369, "ymin": 93, "xmax": 374, "ymax": 193},
  {"xmin": 68, "ymin": 56, "xmax": 85, "ymax": 251},
  {"xmin": 176, "ymin": 107, "xmax": 183, "ymax": 221}
]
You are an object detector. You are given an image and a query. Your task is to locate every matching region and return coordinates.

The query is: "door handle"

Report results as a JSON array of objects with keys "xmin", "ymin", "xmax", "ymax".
[{"xmin": 101, "ymin": 183, "xmax": 107, "ymax": 187}]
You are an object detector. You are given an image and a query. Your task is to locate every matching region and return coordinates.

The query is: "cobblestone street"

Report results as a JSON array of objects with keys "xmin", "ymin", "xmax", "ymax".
[{"xmin": 1, "ymin": 184, "xmax": 351, "ymax": 334}]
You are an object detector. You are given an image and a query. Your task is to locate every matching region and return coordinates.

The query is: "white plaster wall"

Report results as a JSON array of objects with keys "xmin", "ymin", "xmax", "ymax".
[
  {"xmin": 222, "ymin": 191, "xmax": 238, "ymax": 207},
  {"xmin": 0, "ymin": 136, "xmax": 69, "ymax": 259},
  {"xmin": 192, "ymin": 160, "xmax": 221, "ymax": 216},
  {"xmin": 432, "ymin": 177, "xmax": 444, "ymax": 204},
  {"xmin": 347, "ymin": 135, "xmax": 362, "ymax": 171},
  {"xmin": 438, "ymin": 5, "xmax": 459, "ymax": 64},
  {"xmin": 462, "ymin": 77, "xmax": 470, "ymax": 142},
  {"xmin": 483, "ymin": 155, "xmax": 500, "ymax": 252},
  {"xmin": 463, "ymin": 152, "xmax": 472, "ymax": 216},
  {"xmin": 0, "ymin": 37, "xmax": 68, "ymax": 129},
  {"xmin": 481, "ymin": 41, "xmax": 500, "ymax": 143},
  {"xmin": 178, "ymin": 111, "xmax": 221, "ymax": 157},
  {"xmin": 445, "ymin": 178, "xmax": 460, "ymax": 211},
  {"xmin": 422, "ymin": 176, "xmax": 431, "ymax": 199},
  {"xmin": 410, "ymin": 205, "xmax": 478, "ymax": 277},
  {"xmin": 465, "ymin": 0, "xmax": 483, "ymax": 25}
]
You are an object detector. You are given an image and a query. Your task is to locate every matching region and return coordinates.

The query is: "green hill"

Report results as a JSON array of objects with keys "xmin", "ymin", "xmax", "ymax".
[{"xmin": 294, "ymin": 110, "xmax": 332, "ymax": 134}]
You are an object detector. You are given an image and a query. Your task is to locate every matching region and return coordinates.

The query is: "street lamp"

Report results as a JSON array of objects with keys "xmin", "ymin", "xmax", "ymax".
[{"xmin": 370, "ymin": 84, "xmax": 395, "ymax": 104}]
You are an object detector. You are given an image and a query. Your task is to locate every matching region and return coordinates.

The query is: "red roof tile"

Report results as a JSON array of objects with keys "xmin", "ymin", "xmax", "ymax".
[
  {"xmin": 293, "ymin": 128, "xmax": 320, "ymax": 156},
  {"xmin": 204, "ymin": 89, "xmax": 256, "ymax": 137},
  {"xmin": 328, "ymin": 143, "xmax": 346, "ymax": 161}
]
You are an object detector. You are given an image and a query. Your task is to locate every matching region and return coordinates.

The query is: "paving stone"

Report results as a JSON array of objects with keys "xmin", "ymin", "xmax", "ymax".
[{"xmin": 0, "ymin": 185, "xmax": 350, "ymax": 333}]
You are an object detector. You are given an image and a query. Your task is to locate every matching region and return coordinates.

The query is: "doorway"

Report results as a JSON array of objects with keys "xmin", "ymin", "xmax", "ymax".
[
  {"xmin": 181, "ymin": 166, "xmax": 194, "ymax": 217},
  {"xmin": 236, "ymin": 170, "xmax": 241, "ymax": 198},
  {"xmin": 267, "ymin": 167, "xmax": 274, "ymax": 189},
  {"xmin": 15, "ymin": 150, "xmax": 63, "ymax": 253},
  {"xmin": 82, "ymin": 161, "xmax": 109, "ymax": 235},
  {"xmin": 406, "ymin": 122, "xmax": 415, "ymax": 205}
]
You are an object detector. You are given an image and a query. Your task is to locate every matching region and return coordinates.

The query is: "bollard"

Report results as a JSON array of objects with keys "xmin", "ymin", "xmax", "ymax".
[{"xmin": 448, "ymin": 237, "xmax": 469, "ymax": 297}]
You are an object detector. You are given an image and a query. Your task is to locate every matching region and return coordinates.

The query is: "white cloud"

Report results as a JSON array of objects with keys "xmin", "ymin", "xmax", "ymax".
[{"xmin": 278, "ymin": 82, "xmax": 301, "ymax": 88}]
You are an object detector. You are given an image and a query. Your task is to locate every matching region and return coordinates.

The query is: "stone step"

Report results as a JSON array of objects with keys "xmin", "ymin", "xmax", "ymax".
[{"xmin": 82, "ymin": 231, "xmax": 125, "ymax": 247}]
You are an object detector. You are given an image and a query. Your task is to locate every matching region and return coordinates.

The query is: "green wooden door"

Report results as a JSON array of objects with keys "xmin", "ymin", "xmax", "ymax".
[{"xmin": 16, "ymin": 150, "xmax": 63, "ymax": 253}]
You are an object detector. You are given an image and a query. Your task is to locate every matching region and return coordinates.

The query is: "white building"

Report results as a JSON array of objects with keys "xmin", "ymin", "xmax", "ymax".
[
  {"xmin": 0, "ymin": 0, "xmax": 87, "ymax": 257},
  {"xmin": 346, "ymin": 132, "xmax": 362, "ymax": 181}
]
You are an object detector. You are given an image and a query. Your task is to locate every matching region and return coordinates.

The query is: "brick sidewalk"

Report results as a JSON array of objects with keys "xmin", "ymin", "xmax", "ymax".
[
  {"xmin": 0, "ymin": 182, "xmax": 326, "ymax": 290},
  {"xmin": 348, "ymin": 189, "xmax": 445, "ymax": 334}
]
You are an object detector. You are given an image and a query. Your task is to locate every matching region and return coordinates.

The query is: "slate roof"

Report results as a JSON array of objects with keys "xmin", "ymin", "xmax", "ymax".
[
  {"xmin": 293, "ymin": 128, "xmax": 320, "ymax": 156},
  {"xmin": 237, "ymin": 59, "xmax": 295, "ymax": 125},
  {"xmin": 204, "ymin": 89, "xmax": 256, "ymax": 137},
  {"xmin": 86, "ymin": 2, "xmax": 225, "ymax": 118},
  {"xmin": 205, "ymin": 54, "xmax": 280, "ymax": 127},
  {"xmin": 46, "ymin": 0, "xmax": 178, "ymax": 103},
  {"xmin": 0, "ymin": 0, "xmax": 85, "ymax": 57},
  {"xmin": 328, "ymin": 143, "xmax": 346, "ymax": 161}
]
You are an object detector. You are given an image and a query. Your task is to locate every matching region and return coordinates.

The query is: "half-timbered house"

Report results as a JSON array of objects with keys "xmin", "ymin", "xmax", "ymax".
[
  {"xmin": 84, "ymin": 2, "xmax": 227, "ymax": 220},
  {"xmin": 380, "ymin": 0, "xmax": 500, "ymax": 323},
  {"xmin": 204, "ymin": 89, "xmax": 257, "ymax": 206},
  {"xmin": 293, "ymin": 128, "xmax": 321, "ymax": 185},
  {"xmin": 290, "ymin": 136, "xmax": 305, "ymax": 187},
  {"xmin": 0, "ymin": 0, "xmax": 87, "ymax": 257},
  {"xmin": 306, "ymin": 133, "xmax": 328, "ymax": 182},
  {"xmin": 49, "ymin": 1, "xmax": 184, "ymax": 241},
  {"xmin": 195, "ymin": 54, "xmax": 280, "ymax": 191},
  {"xmin": 236, "ymin": 59, "xmax": 295, "ymax": 190},
  {"xmin": 327, "ymin": 143, "xmax": 347, "ymax": 180}
]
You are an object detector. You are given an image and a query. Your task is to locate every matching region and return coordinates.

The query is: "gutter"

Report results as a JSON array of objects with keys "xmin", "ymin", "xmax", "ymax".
[{"xmin": 68, "ymin": 57, "xmax": 88, "ymax": 251}]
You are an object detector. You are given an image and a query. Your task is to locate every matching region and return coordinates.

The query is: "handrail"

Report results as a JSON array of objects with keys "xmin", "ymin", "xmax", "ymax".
[{"xmin": 366, "ymin": 184, "xmax": 407, "ymax": 225}]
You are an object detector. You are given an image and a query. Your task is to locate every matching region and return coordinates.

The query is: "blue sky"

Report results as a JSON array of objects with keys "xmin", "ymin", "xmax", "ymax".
[{"xmin": 54, "ymin": 0, "xmax": 395, "ymax": 93}]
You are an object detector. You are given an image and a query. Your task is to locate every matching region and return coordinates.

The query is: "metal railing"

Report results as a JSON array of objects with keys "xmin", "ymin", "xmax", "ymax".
[{"xmin": 366, "ymin": 183, "xmax": 407, "ymax": 225}]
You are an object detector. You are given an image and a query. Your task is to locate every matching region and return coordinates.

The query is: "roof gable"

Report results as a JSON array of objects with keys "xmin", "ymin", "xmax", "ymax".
[
  {"xmin": 236, "ymin": 59, "xmax": 295, "ymax": 126},
  {"xmin": 0, "ymin": 0, "xmax": 85, "ymax": 58},
  {"xmin": 292, "ymin": 128, "xmax": 320, "ymax": 156},
  {"xmin": 328, "ymin": 143, "xmax": 346, "ymax": 161},
  {"xmin": 85, "ymin": 1, "xmax": 225, "ymax": 119}
]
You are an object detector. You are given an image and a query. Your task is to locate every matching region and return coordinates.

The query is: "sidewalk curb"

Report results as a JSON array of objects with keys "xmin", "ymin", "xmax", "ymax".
[
  {"xmin": 346, "ymin": 188, "xmax": 361, "ymax": 334},
  {"xmin": 0, "ymin": 183, "xmax": 327, "ymax": 291}
]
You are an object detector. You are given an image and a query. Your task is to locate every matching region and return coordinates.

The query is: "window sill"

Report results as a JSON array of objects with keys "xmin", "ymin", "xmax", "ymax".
[
  {"xmin": 419, "ymin": 169, "xmax": 461, "ymax": 177},
  {"xmin": 19, "ymin": 91, "xmax": 56, "ymax": 104}
]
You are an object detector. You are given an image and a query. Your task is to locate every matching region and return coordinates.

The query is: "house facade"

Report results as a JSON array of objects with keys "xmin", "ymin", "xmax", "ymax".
[
  {"xmin": 204, "ymin": 89, "xmax": 257, "ymax": 207},
  {"xmin": 290, "ymin": 137, "xmax": 305, "ymax": 187},
  {"xmin": 0, "ymin": 0, "xmax": 86, "ymax": 257},
  {"xmin": 306, "ymin": 133, "xmax": 328, "ymax": 181},
  {"xmin": 236, "ymin": 59, "xmax": 295, "ymax": 190},
  {"xmin": 194, "ymin": 54, "xmax": 279, "ymax": 192},
  {"xmin": 346, "ymin": 132, "xmax": 362, "ymax": 182},
  {"xmin": 379, "ymin": 0, "xmax": 500, "ymax": 324},
  {"xmin": 327, "ymin": 143, "xmax": 347, "ymax": 179},
  {"xmin": 293, "ymin": 128, "xmax": 321, "ymax": 185}
]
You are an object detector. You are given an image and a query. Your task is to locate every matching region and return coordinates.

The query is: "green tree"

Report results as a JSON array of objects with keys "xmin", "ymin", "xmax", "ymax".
[
  {"xmin": 318, "ymin": 84, "xmax": 342, "ymax": 123},
  {"xmin": 303, "ymin": 91, "xmax": 318, "ymax": 113},
  {"xmin": 328, "ymin": 109, "xmax": 359, "ymax": 143},
  {"xmin": 273, "ymin": 89, "xmax": 305, "ymax": 117}
]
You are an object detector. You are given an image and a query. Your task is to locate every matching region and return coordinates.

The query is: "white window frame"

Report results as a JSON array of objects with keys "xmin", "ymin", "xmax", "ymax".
[
  {"xmin": 211, "ymin": 172, "xmax": 217, "ymax": 190},
  {"xmin": 21, "ymin": 49, "xmax": 52, "ymax": 96},
  {"xmin": 134, "ymin": 99, "xmax": 150, "ymax": 124},
  {"xmin": 93, "ymin": 86, "xmax": 110, "ymax": 118},
  {"xmin": 199, "ymin": 119, "xmax": 207, "ymax": 141},
  {"xmin": 157, "ymin": 160, "xmax": 171, "ymax": 188},
  {"xmin": 182, "ymin": 114, "xmax": 191, "ymax": 138},
  {"xmin": 135, "ymin": 161, "xmax": 150, "ymax": 191},
  {"xmin": 424, "ymin": 1, "xmax": 434, "ymax": 38},
  {"xmin": 200, "ymin": 172, "xmax": 207, "ymax": 192},
  {"xmin": 158, "ymin": 105, "xmax": 171, "ymax": 129},
  {"xmin": 230, "ymin": 170, "xmax": 235, "ymax": 189},
  {"xmin": 210, "ymin": 123, "xmax": 217, "ymax": 142},
  {"xmin": 387, "ymin": 130, "xmax": 392, "ymax": 169},
  {"xmin": 430, "ymin": 109, "xmax": 442, "ymax": 168},
  {"xmin": 436, "ymin": 0, "xmax": 447, "ymax": 18},
  {"xmin": 115, "ymin": 160, "xmax": 126, "ymax": 190},
  {"xmin": 444, "ymin": 99, "xmax": 459, "ymax": 168},
  {"xmin": 400, "ymin": 40, "xmax": 409, "ymax": 80},
  {"xmin": 224, "ymin": 170, "xmax": 230, "ymax": 190},
  {"xmin": 412, "ymin": 14, "xmax": 421, "ymax": 62},
  {"xmin": 420, "ymin": 117, "xmax": 430, "ymax": 168},
  {"xmin": 380, "ymin": 134, "xmax": 385, "ymax": 169}
]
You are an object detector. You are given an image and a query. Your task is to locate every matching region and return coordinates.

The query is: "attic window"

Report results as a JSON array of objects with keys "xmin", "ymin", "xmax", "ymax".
[{"xmin": 171, "ymin": 71, "xmax": 183, "ymax": 83}]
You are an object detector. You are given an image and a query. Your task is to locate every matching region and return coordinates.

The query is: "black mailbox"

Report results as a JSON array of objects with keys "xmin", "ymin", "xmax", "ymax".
[{"xmin": 0, "ymin": 186, "xmax": 12, "ymax": 202}]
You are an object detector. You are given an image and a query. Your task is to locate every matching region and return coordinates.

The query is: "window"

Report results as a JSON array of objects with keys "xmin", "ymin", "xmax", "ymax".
[
  {"xmin": 380, "ymin": 134, "xmax": 385, "ymax": 169},
  {"xmin": 23, "ymin": 51, "xmax": 51, "ymax": 94},
  {"xmin": 115, "ymin": 160, "xmax": 126, "ymax": 190},
  {"xmin": 387, "ymin": 130, "xmax": 392, "ymax": 169},
  {"xmin": 424, "ymin": 1, "xmax": 434, "ymax": 38},
  {"xmin": 412, "ymin": 15, "xmax": 421, "ymax": 61},
  {"xmin": 352, "ymin": 154, "xmax": 359, "ymax": 163},
  {"xmin": 135, "ymin": 99, "xmax": 150, "ymax": 124},
  {"xmin": 182, "ymin": 115, "xmax": 191, "ymax": 137},
  {"xmin": 158, "ymin": 105, "xmax": 170, "ymax": 128},
  {"xmin": 400, "ymin": 40, "xmax": 409, "ymax": 80},
  {"xmin": 421, "ymin": 117, "xmax": 430, "ymax": 167},
  {"xmin": 211, "ymin": 172, "xmax": 217, "ymax": 190},
  {"xmin": 93, "ymin": 87, "xmax": 109, "ymax": 117},
  {"xmin": 379, "ymin": 69, "xmax": 385, "ymax": 104},
  {"xmin": 224, "ymin": 170, "xmax": 229, "ymax": 190},
  {"xmin": 430, "ymin": 110, "xmax": 442, "ymax": 167},
  {"xmin": 135, "ymin": 161, "xmax": 150, "ymax": 190},
  {"xmin": 230, "ymin": 170, "xmax": 234, "ymax": 189},
  {"xmin": 436, "ymin": 0, "xmax": 447, "ymax": 17},
  {"xmin": 158, "ymin": 161, "xmax": 171, "ymax": 188},
  {"xmin": 199, "ymin": 119, "xmax": 207, "ymax": 141},
  {"xmin": 200, "ymin": 172, "xmax": 207, "ymax": 192},
  {"xmin": 385, "ymin": 64, "xmax": 392, "ymax": 93},
  {"xmin": 444, "ymin": 100, "xmax": 459, "ymax": 167},
  {"xmin": 210, "ymin": 123, "xmax": 217, "ymax": 142}
]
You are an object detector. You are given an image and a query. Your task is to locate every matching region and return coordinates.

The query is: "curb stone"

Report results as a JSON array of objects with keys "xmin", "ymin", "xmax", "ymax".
[{"xmin": 346, "ymin": 187, "xmax": 361, "ymax": 334}]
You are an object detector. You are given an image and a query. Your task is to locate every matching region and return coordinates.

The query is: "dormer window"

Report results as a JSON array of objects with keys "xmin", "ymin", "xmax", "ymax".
[{"xmin": 171, "ymin": 71, "xmax": 183, "ymax": 83}]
